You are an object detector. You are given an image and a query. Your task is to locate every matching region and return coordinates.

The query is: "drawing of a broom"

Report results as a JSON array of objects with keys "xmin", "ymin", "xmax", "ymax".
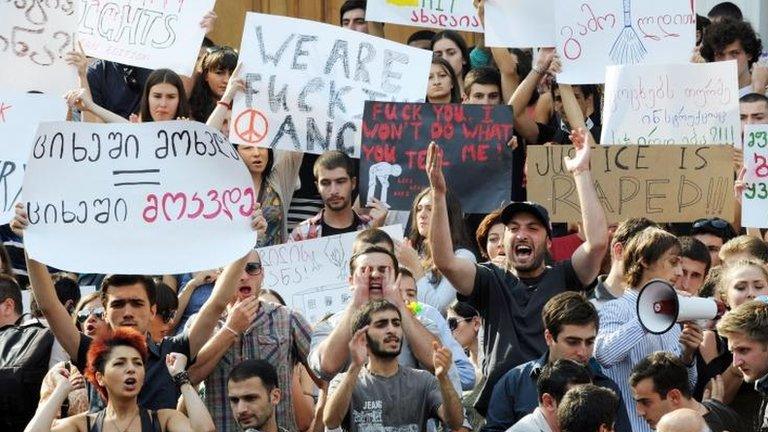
[{"xmin": 609, "ymin": 0, "xmax": 647, "ymax": 64}]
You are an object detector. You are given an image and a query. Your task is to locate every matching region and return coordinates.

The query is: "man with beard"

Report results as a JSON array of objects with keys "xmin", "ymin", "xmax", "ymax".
[
  {"xmin": 289, "ymin": 151, "xmax": 385, "ymax": 241},
  {"xmin": 427, "ymin": 129, "xmax": 609, "ymax": 416},
  {"xmin": 227, "ymin": 359, "xmax": 287, "ymax": 432},
  {"xmin": 323, "ymin": 299, "xmax": 464, "ymax": 431}
]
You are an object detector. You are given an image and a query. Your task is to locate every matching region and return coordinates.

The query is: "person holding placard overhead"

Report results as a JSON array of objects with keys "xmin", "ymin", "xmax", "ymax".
[{"xmin": 9, "ymin": 203, "xmax": 268, "ymax": 412}]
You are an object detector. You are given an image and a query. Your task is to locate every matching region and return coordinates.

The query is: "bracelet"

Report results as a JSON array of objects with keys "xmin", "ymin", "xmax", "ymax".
[
  {"xmin": 532, "ymin": 65, "xmax": 545, "ymax": 75},
  {"xmin": 217, "ymin": 100, "xmax": 232, "ymax": 110},
  {"xmin": 172, "ymin": 370, "xmax": 190, "ymax": 387},
  {"xmin": 223, "ymin": 324, "xmax": 240, "ymax": 337}
]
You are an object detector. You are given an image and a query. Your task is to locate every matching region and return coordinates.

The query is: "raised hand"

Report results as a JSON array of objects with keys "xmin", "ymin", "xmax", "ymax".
[
  {"xmin": 734, "ymin": 167, "xmax": 746, "ymax": 204},
  {"xmin": 394, "ymin": 239, "xmax": 421, "ymax": 277},
  {"xmin": 10, "ymin": 202, "xmax": 28, "ymax": 237},
  {"xmin": 703, "ymin": 374, "xmax": 724, "ymax": 402},
  {"xmin": 225, "ymin": 295, "xmax": 260, "ymax": 334},
  {"xmin": 432, "ymin": 341, "xmax": 452, "ymax": 379},
  {"xmin": 381, "ymin": 267, "xmax": 404, "ymax": 308},
  {"xmin": 251, "ymin": 203, "xmax": 267, "ymax": 234},
  {"xmin": 564, "ymin": 127, "xmax": 591, "ymax": 174},
  {"xmin": 367, "ymin": 197, "xmax": 389, "ymax": 228},
  {"xmin": 351, "ymin": 266, "xmax": 371, "ymax": 307},
  {"xmin": 426, "ymin": 141, "xmax": 447, "ymax": 195},
  {"xmin": 165, "ymin": 352, "xmax": 189, "ymax": 376},
  {"xmin": 63, "ymin": 88, "xmax": 93, "ymax": 112},
  {"xmin": 349, "ymin": 327, "xmax": 369, "ymax": 367},
  {"xmin": 199, "ymin": 10, "xmax": 218, "ymax": 34}
]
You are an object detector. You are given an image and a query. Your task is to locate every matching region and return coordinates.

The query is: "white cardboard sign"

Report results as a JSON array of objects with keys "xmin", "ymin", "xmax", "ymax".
[
  {"xmin": 485, "ymin": 0, "xmax": 555, "ymax": 48},
  {"xmin": 742, "ymin": 125, "xmax": 768, "ymax": 228},
  {"xmin": 23, "ymin": 121, "xmax": 255, "ymax": 274},
  {"xmin": 230, "ymin": 12, "xmax": 432, "ymax": 157},
  {"xmin": 366, "ymin": 0, "xmax": 482, "ymax": 33}
]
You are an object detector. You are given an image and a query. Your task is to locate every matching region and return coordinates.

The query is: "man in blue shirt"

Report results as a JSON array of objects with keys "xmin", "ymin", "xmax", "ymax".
[{"xmin": 483, "ymin": 292, "xmax": 630, "ymax": 432}]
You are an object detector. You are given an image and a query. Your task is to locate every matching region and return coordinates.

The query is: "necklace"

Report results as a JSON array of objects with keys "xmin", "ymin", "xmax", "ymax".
[{"xmin": 109, "ymin": 407, "xmax": 140, "ymax": 432}]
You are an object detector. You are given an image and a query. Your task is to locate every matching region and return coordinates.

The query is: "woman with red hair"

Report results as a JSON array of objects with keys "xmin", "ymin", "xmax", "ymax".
[{"xmin": 24, "ymin": 328, "xmax": 214, "ymax": 432}]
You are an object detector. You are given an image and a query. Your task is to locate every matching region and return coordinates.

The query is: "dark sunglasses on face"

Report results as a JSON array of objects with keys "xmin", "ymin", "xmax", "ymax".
[
  {"xmin": 159, "ymin": 309, "xmax": 176, "ymax": 324},
  {"xmin": 76, "ymin": 307, "xmax": 105, "ymax": 323},
  {"xmin": 448, "ymin": 317, "xmax": 472, "ymax": 331},
  {"xmin": 245, "ymin": 262, "xmax": 263, "ymax": 276}
]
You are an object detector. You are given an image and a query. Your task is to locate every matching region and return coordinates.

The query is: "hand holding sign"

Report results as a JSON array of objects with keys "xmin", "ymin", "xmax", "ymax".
[{"xmin": 565, "ymin": 127, "xmax": 592, "ymax": 174}]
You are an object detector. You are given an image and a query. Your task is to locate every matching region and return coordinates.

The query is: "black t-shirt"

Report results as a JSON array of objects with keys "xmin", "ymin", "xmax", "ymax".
[
  {"xmin": 321, "ymin": 212, "xmax": 362, "ymax": 237},
  {"xmin": 535, "ymin": 114, "xmax": 602, "ymax": 145},
  {"xmin": 703, "ymin": 399, "xmax": 749, "ymax": 432},
  {"xmin": 75, "ymin": 332, "xmax": 191, "ymax": 411},
  {"xmin": 458, "ymin": 260, "xmax": 584, "ymax": 415},
  {"xmin": 86, "ymin": 61, "xmax": 152, "ymax": 119}
]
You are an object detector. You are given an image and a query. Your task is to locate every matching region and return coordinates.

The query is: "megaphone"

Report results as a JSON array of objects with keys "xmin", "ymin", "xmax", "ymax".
[{"xmin": 636, "ymin": 279, "xmax": 726, "ymax": 334}]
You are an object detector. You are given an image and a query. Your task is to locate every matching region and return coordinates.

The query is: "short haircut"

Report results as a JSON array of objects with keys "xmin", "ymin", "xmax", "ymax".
[
  {"xmin": 463, "ymin": 67, "xmax": 501, "ymax": 97},
  {"xmin": 0, "ymin": 274, "xmax": 22, "ymax": 315},
  {"xmin": 700, "ymin": 18, "xmax": 762, "ymax": 69},
  {"xmin": 228, "ymin": 358, "xmax": 279, "ymax": 390},
  {"xmin": 623, "ymin": 227, "xmax": 681, "ymax": 288},
  {"xmin": 352, "ymin": 299, "xmax": 401, "ymax": 334},
  {"xmin": 340, "ymin": 0, "xmax": 366, "ymax": 23},
  {"xmin": 741, "ymin": 92, "xmax": 768, "ymax": 106},
  {"xmin": 100, "ymin": 275, "xmax": 157, "ymax": 307},
  {"xmin": 475, "ymin": 209, "xmax": 503, "ymax": 259},
  {"xmin": 717, "ymin": 299, "xmax": 768, "ymax": 344},
  {"xmin": 552, "ymin": 81, "xmax": 599, "ymax": 101},
  {"xmin": 397, "ymin": 266, "xmax": 415, "ymax": 281},
  {"xmin": 353, "ymin": 228, "xmax": 395, "ymax": 254},
  {"xmin": 699, "ymin": 265, "xmax": 723, "ymax": 298},
  {"xmin": 630, "ymin": 351, "xmax": 692, "ymax": 399},
  {"xmin": 154, "ymin": 282, "xmax": 178, "ymax": 314},
  {"xmin": 53, "ymin": 276, "xmax": 81, "ymax": 309},
  {"xmin": 85, "ymin": 327, "xmax": 148, "ymax": 401},
  {"xmin": 611, "ymin": 217, "xmax": 658, "ymax": 248},
  {"xmin": 449, "ymin": 300, "xmax": 480, "ymax": 319},
  {"xmin": 348, "ymin": 246, "xmax": 399, "ymax": 276},
  {"xmin": 719, "ymin": 235, "xmax": 768, "ymax": 263},
  {"xmin": 679, "ymin": 236, "xmax": 711, "ymax": 275},
  {"xmin": 691, "ymin": 217, "xmax": 737, "ymax": 242},
  {"xmin": 536, "ymin": 359, "xmax": 592, "ymax": 404},
  {"xmin": 707, "ymin": 2, "xmax": 743, "ymax": 21},
  {"xmin": 558, "ymin": 384, "xmax": 619, "ymax": 432},
  {"xmin": 407, "ymin": 30, "xmax": 436, "ymax": 45},
  {"xmin": 542, "ymin": 292, "xmax": 599, "ymax": 340},
  {"xmin": 313, "ymin": 150, "xmax": 355, "ymax": 180}
]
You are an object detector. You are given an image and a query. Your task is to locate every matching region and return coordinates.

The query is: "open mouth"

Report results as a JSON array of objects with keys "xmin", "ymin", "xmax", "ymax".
[
  {"xmin": 514, "ymin": 244, "xmax": 533, "ymax": 259},
  {"xmin": 85, "ymin": 323, "xmax": 96, "ymax": 334},
  {"xmin": 383, "ymin": 336, "xmax": 399, "ymax": 345},
  {"xmin": 124, "ymin": 377, "xmax": 138, "ymax": 390},
  {"xmin": 238, "ymin": 286, "xmax": 252, "ymax": 296}
]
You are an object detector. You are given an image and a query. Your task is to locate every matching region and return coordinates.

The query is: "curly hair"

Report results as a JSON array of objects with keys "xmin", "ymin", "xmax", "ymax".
[
  {"xmin": 700, "ymin": 18, "xmax": 763, "ymax": 69},
  {"xmin": 85, "ymin": 328, "xmax": 148, "ymax": 402}
]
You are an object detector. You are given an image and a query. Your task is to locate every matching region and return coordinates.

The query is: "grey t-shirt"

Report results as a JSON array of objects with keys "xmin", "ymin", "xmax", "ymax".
[{"xmin": 329, "ymin": 366, "xmax": 443, "ymax": 431}]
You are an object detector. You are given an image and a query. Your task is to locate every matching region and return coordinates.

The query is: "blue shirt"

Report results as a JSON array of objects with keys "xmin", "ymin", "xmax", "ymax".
[
  {"xmin": 417, "ymin": 302, "xmax": 477, "ymax": 391},
  {"xmin": 482, "ymin": 351, "xmax": 631, "ymax": 432}
]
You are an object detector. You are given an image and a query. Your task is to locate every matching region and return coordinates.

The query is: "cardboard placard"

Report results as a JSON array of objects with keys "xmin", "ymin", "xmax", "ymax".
[
  {"xmin": 359, "ymin": 102, "xmax": 514, "ymax": 213},
  {"xmin": 366, "ymin": 0, "xmax": 482, "ymax": 33},
  {"xmin": 526, "ymin": 145, "xmax": 734, "ymax": 222}
]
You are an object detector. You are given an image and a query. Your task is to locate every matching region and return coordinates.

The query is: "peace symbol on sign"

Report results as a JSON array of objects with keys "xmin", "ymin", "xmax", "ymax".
[{"xmin": 234, "ymin": 108, "xmax": 269, "ymax": 144}]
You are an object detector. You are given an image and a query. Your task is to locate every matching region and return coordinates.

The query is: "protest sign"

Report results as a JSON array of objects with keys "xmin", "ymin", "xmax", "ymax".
[
  {"xmin": 230, "ymin": 13, "xmax": 432, "ymax": 157},
  {"xmin": 485, "ymin": 0, "xmax": 555, "ymax": 48},
  {"xmin": 601, "ymin": 62, "xmax": 740, "ymax": 146},
  {"xmin": 527, "ymin": 145, "xmax": 734, "ymax": 222},
  {"xmin": 359, "ymin": 101, "xmax": 514, "ymax": 213},
  {"xmin": 78, "ymin": 0, "xmax": 215, "ymax": 75},
  {"xmin": 258, "ymin": 225, "xmax": 404, "ymax": 323},
  {"xmin": 366, "ymin": 0, "xmax": 482, "ymax": 33},
  {"xmin": 23, "ymin": 121, "xmax": 255, "ymax": 274},
  {"xmin": 0, "ymin": 92, "xmax": 67, "ymax": 224},
  {"xmin": 742, "ymin": 125, "xmax": 768, "ymax": 228},
  {"xmin": 0, "ymin": 1, "xmax": 78, "ymax": 94},
  {"xmin": 555, "ymin": 0, "xmax": 696, "ymax": 84}
]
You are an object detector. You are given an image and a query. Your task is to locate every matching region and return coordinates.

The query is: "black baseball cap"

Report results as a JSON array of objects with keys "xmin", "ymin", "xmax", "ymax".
[{"xmin": 500, "ymin": 201, "xmax": 552, "ymax": 237}]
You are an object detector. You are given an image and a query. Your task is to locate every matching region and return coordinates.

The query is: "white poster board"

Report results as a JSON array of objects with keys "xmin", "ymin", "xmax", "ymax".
[
  {"xmin": 258, "ymin": 225, "xmax": 403, "ymax": 324},
  {"xmin": 23, "ymin": 121, "xmax": 255, "ymax": 274},
  {"xmin": 601, "ymin": 62, "xmax": 741, "ymax": 146},
  {"xmin": 366, "ymin": 0, "xmax": 482, "ymax": 33},
  {"xmin": 485, "ymin": 0, "xmax": 555, "ymax": 48},
  {"xmin": 230, "ymin": 13, "xmax": 432, "ymax": 157},
  {"xmin": 0, "ymin": 1, "xmax": 78, "ymax": 94},
  {"xmin": 555, "ymin": 0, "xmax": 696, "ymax": 84},
  {"xmin": 0, "ymin": 92, "xmax": 68, "ymax": 224},
  {"xmin": 742, "ymin": 125, "xmax": 768, "ymax": 228},
  {"xmin": 78, "ymin": 0, "xmax": 215, "ymax": 76}
]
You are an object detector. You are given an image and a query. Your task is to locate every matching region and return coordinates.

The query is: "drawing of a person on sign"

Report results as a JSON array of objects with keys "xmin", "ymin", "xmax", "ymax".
[{"xmin": 367, "ymin": 161, "xmax": 403, "ymax": 206}]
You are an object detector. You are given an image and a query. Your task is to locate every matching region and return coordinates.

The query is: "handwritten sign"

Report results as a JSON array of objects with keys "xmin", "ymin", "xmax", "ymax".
[
  {"xmin": 366, "ymin": 0, "xmax": 482, "ymax": 33},
  {"xmin": 258, "ymin": 225, "xmax": 404, "ymax": 324},
  {"xmin": 0, "ymin": 1, "xmax": 78, "ymax": 94},
  {"xmin": 23, "ymin": 121, "xmax": 255, "ymax": 274},
  {"xmin": 601, "ymin": 62, "xmax": 740, "ymax": 146},
  {"xmin": 742, "ymin": 125, "xmax": 768, "ymax": 228},
  {"xmin": 359, "ymin": 102, "xmax": 514, "ymax": 213},
  {"xmin": 555, "ymin": 0, "xmax": 695, "ymax": 84},
  {"xmin": 0, "ymin": 92, "xmax": 67, "ymax": 224},
  {"xmin": 78, "ymin": 0, "xmax": 215, "ymax": 76},
  {"xmin": 230, "ymin": 13, "xmax": 432, "ymax": 157},
  {"xmin": 485, "ymin": 0, "xmax": 555, "ymax": 48},
  {"xmin": 526, "ymin": 145, "xmax": 734, "ymax": 222}
]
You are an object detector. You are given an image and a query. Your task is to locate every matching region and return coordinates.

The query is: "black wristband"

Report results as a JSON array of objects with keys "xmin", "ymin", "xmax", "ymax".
[{"xmin": 172, "ymin": 370, "xmax": 190, "ymax": 387}]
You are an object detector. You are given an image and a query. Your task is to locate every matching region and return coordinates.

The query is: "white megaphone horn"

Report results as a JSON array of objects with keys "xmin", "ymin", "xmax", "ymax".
[{"xmin": 636, "ymin": 279, "xmax": 727, "ymax": 334}]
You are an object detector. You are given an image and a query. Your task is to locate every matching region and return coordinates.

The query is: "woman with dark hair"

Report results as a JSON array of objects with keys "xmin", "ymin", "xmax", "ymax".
[
  {"xmin": 447, "ymin": 300, "xmax": 482, "ymax": 371},
  {"xmin": 431, "ymin": 30, "xmax": 470, "ymax": 92},
  {"xmin": 64, "ymin": 69, "xmax": 190, "ymax": 123},
  {"xmin": 427, "ymin": 56, "xmax": 461, "ymax": 104},
  {"xmin": 400, "ymin": 187, "xmax": 475, "ymax": 315},
  {"xmin": 150, "ymin": 283, "xmax": 179, "ymax": 343},
  {"xmin": 189, "ymin": 46, "xmax": 238, "ymax": 122},
  {"xmin": 25, "ymin": 328, "xmax": 215, "ymax": 432},
  {"xmin": 475, "ymin": 209, "xmax": 505, "ymax": 262}
]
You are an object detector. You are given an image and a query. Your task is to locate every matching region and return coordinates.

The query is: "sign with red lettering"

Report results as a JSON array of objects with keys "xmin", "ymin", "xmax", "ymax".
[
  {"xmin": 23, "ymin": 121, "xmax": 255, "ymax": 274},
  {"xmin": 742, "ymin": 125, "xmax": 768, "ymax": 228},
  {"xmin": 359, "ymin": 101, "xmax": 514, "ymax": 213}
]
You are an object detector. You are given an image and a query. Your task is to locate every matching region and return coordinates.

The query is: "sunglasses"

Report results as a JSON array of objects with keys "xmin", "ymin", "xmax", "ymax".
[
  {"xmin": 76, "ymin": 307, "xmax": 104, "ymax": 323},
  {"xmin": 245, "ymin": 262, "xmax": 263, "ymax": 276},
  {"xmin": 159, "ymin": 309, "xmax": 176, "ymax": 324},
  {"xmin": 692, "ymin": 218, "xmax": 730, "ymax": 230},
  {"xmin": 447, "ymin": 317, "xmax": 472, "ymax": 331}
]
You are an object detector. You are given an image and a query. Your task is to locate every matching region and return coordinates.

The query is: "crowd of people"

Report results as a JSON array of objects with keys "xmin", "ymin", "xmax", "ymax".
[{"xmin": 1, "ymin": 0, "xmax": 768, "ymax": 431}]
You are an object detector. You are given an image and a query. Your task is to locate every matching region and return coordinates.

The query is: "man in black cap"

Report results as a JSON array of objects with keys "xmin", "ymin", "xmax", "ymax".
[{"xmin": 425, "ymin": 129, "xmax": 608, "ymax": 417}]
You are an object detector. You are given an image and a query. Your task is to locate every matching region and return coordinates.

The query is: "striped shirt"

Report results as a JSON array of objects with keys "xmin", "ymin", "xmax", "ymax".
[{"xmin": 595, "ymin": 289, "xmax": 697, "ymax": 432}]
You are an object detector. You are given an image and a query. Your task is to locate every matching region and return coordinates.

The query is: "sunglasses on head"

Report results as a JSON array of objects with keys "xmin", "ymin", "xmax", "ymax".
[
  {"xmin": 76, "ymin": 307, "xmax": 104, "ymax": 323},
  {"xmin": 447, "ymin": 317, "xmax": 472, "ymax": 331},
  {"xmin": 159, "ymin": 309, "xmax": 176, "ymax": 324},
  {"xmin": 245, "ymin": 262, "xmax": 263, "ymax": 276},
  {"xmin": 693, "ymin": 218, "xmax": 730, "ymax": 230}
]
